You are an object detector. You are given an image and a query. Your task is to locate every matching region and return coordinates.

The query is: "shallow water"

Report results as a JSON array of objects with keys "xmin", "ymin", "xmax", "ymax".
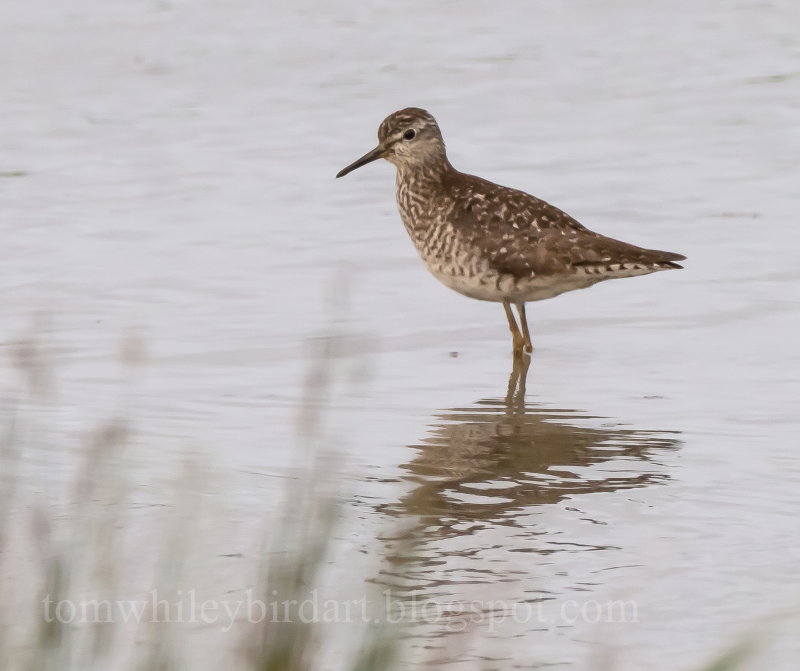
[{"xmin": 2, "ymin": 0, "xmax": 800, "ymax": 668}]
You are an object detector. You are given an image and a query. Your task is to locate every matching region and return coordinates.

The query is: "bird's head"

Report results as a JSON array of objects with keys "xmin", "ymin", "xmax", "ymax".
[{"xmin": 336, "ymin": 107, "xmax": 447, "ymax": 178}]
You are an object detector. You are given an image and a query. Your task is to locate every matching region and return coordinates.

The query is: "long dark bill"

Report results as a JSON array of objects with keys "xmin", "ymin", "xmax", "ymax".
[{"xmin": 336, "ymin": 145, "xmax": 385, "ymax": 178}]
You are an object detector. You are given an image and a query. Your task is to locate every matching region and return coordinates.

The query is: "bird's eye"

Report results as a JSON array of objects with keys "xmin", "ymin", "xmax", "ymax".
[{"xmin": 403, "ymin": 129, "xmax": 416, "ymax": 140}]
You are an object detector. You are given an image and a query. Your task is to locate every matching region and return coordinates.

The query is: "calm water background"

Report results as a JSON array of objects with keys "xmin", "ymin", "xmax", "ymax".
[{"xmin": 2, "ymin": 0, "xmax": 799, "ymax": 668}]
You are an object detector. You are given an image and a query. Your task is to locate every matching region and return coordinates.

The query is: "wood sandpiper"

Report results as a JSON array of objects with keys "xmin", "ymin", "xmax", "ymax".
[{"xmin": 336, "ymin": 107, "xmax": 685, "ymax": 357}]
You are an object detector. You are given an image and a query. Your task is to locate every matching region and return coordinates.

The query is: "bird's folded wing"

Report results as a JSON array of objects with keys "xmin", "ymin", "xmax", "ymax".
[{"xmin": 449, "ymin": 174, "xmax": 685, "ymax": 279}]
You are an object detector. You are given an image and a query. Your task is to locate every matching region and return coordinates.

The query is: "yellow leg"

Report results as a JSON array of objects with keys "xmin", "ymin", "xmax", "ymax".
[
  {"xmin": 503, "ymin": 299, "xmax": 525, "ymax": 355},
  {"xmin": 505, "ymin": 350, "xmax": 531, "ymax": 405},
  {"xmin": 515, "ymin": 302, "xmax": 533, "ymax": 354}
]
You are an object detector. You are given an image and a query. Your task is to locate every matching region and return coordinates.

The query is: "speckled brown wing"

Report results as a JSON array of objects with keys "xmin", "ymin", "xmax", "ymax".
[
  {"xmin": 564, "ymin": 231, "xmax": 686, "ymax": 271},
  {"xmin": 448, "ymin": 172, "xmax": 685, "ymax": 279}
]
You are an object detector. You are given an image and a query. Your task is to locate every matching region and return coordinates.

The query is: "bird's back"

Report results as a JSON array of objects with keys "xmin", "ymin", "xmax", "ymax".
[{"xmin": 446, "ymin": 170, "xmax": 682, "ymax": 276}]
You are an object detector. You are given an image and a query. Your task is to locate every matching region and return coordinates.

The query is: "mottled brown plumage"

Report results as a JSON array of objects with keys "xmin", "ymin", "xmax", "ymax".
[{"xmin": 337, "ymin": 107, "xmax": 685, "ymax": 356}]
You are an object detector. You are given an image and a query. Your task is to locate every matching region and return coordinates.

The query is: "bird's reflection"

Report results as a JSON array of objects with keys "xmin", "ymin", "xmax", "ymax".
[{"xmin": 382, "ymin": 356, "xmax": 681, "ymax": 544}]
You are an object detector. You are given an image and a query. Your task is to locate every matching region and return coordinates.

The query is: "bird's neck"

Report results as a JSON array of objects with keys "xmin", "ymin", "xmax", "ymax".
[
  {"xmin": 396, "ymin": 155, "xmax": 454, "ymax": 189},
  {"xmin": 396, "ymin": 157, "xmax": 455, "ymax": 205},
  {"xmin": 395, "ymin": 158, "xmax": 455, "ymax": 242}
]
